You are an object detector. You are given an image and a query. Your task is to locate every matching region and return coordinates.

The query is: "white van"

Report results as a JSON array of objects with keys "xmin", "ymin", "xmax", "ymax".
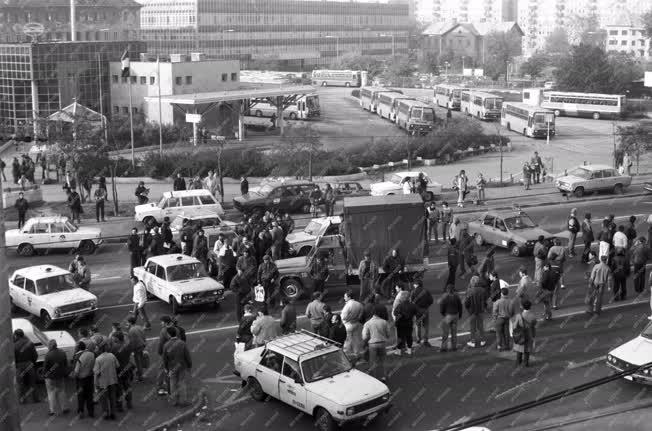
[{"xmin": 134, "ymin": 190, "xmax": 224, "ymax": 226}]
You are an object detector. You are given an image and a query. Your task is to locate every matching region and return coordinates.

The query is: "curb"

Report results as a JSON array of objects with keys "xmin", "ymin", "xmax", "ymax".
[{"xmin": 145, "ymin": 388, "xmax": 208, "ymax": 431}]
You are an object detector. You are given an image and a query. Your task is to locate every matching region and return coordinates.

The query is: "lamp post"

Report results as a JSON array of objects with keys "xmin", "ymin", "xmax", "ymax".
[{"xmin": 324, "ymin": 35, "xmax": 339, "ymax": 62}]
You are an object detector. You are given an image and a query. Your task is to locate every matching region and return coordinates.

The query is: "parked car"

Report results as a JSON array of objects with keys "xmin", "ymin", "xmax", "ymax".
[
  {"xmin": 332, "ymin": 182, "xmax": 370, "ymax": 199},
  {"xmin": 132, "ymin": 254, "xmax": 225, "ymax": 314},
  {"xmin": 233, "ymin": 180, "xmax": 316, "ymax": 215},
  {"xmin": 9, "ymin": 265, "xmax": 98, "ymax": 326},
  {"xmin": 555, "ymin": 164, "xmax": 632, "ymax": 197},
  {"xmin": 369, "ymin": 171, "xmax": 442, "ymax": 201},
  {"xmin": 606, "ymin": 321, "xmax": 652, "ymax": 384},
  {"xmin": 5, "ymin": 216, "xmax": 103, "ymax": 257},
  {"xmin": 12, "ymin": 318, "xmax": 76, "ymax": 380},
  {"xmin": 134, "ymin": 189, "xmax": 224, "ymax": 227},
  {"xmin": 286, "ymin": 216, "xmax": 341, "ymax": 256},
  {"xmin": 467, "ymin": 210, "xmax": 555, "ymax": 257},
  {"xmin": 169, "ymin": 211, "xmax": 237, "ymax": 244},
  {"xmin": 234, "ymin": 331, "xmax": 391, "ymax": 430}
]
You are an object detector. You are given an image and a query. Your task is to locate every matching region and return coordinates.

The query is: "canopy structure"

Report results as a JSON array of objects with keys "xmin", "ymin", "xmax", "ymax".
[
  {"xmin": 145, "ymin": 84, "xmax": 316, "ymax": 143},
  {"xmin": 46, "ymin": 101, "xmax": 104, "ymax": 124}
]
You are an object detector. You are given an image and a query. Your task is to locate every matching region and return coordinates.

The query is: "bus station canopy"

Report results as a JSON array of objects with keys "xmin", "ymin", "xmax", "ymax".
[{"xmin": 144, "ymin": 84, "xmax": 316, "ymax": 105}]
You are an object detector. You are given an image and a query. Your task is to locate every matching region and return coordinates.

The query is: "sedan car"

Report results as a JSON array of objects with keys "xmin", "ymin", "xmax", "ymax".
[
  {"xmin": 5, "ymin": 216, "xmax": 103, "ymax": 256},
  {"xmin": 233, "ymin": 180, "xmax": 315, "ymax": 215},
  {"xmin": 606, "ymin": 321, "xmax": 652, "ymax": 384},
  {"xmin": 555, "ymin": 164, "xmax": 632, "ymax": 197},
  {"xmin": 369, "ymin": 171, "xmax": 442, "ymax": 201},
  {"xmin": 169, "ymin": 211, "xmax": 238, "ymax": 244},
  {"xmin": 467, "ymin": 210, "xmax": 555, "ymax": 257}
]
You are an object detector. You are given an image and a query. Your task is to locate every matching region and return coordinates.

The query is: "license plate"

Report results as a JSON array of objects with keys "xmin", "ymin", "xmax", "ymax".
[{"xmin": 624, "ymin": 375, "xmax": 633, "ymax": 381}]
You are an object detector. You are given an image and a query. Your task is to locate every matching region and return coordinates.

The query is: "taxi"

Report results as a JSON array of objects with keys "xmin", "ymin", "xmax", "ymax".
[
  {"xmin": 9, "ymin": 266, "xmax": 98, "ymax": 326},
  {"xmin": 606, "ymin": 321, "xmax": 652, "ymax": 384},
  {"xmin": 132, "ymin": 254, "xmax": 225, "ymax": 314},
  {"xmin": 234, "ymin": 331, "xmax": 391, "ymax": 431}
]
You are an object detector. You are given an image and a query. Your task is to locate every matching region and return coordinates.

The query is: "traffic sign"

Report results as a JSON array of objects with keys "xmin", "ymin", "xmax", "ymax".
[{"xmin": 185, "ymin": 113, "xmax": 202, "ymax": 123}]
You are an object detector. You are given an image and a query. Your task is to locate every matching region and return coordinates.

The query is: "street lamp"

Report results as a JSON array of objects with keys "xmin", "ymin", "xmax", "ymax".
[
  {"xmin": 379, "ymin": 33, "xmax": 395, "ymax": 57},
  {"xmin": 222, "ymin": 29, "xmax": 234, "ymax": 58},
  {"xmin": 324, "ymin": 35, "xmax": 339, "ymax": 62}
]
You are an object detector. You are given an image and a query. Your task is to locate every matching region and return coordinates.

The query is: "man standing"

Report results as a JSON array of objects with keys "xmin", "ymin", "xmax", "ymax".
[
  {"xmin": 341, "ymin": 290, "xmax": 365, "ymax": 360},
  {"xmin": 323, "ymin": 183, "xmax": 336, "ymax": 217},
  {"xmin": 625, "ymin": 216, "xmax": 638, "ymax": 247},
  {"xmin": 72, "ymin": 341, "xmax": 95, "ymax": 418},
  {"xmin": 533, "ymin": 235, "xmax": 548, "ymax": 286},
  {"xmin": 492, "ymin": 288, "xmax": 512, "ymax": 350},
  {"xmin": 446, "ymin": 238, "xmax": 460, "ymax": 287},
  {"xmin": 567, "ymin": 208, "xmax": 580, "ymax": 257},
  {"xmin": 94, "ymin": 185, "xmax": 107, "ymax": 222},
  {"xmin": 475, "ymin": 173, "xmax": 486, "ymax": 203},
  {"xmin": 522, "ymin": 162, "xmax": 532, "ymax": 190},
  {"xmin": 161, "ymin": 217, "xmax": 173, "ymax": 253},
  {"xmin": 173, "ymin": 173, "xmax": 186, "ymax": 191},
  {"xmin": 279, "ymin": 298, "xmax": 297, "ymax": 334},
  {"xmin": 454, "ymin": 170, "xmax": 468, "ymax": 207},
  {"xmin": 516, "ymin": 266, "xmax": 534, "ymax": 305},
  {"xmin": 257, "ymin": 255, "xmax": 279, "ymax": 307},
  {"xmin": 131, "ymin": 275, "xmax": 151, "ymax": 329},
  {"xmin": 14, "ymin": 328, "xmax": 39, "ymax": 403},
  {"xmin": 305, "ymin": 292, "xmax": 326, "ymax": 333},
  {"xmin": 43, "ymin": 339, "xmax": 69, "ymax": 416},
  {"xmin": 236, "ymin": 248, "xmax": 258, "ymax": 285},
  {"xmin": 358, "ymin": 252, "xmax": 378, "ymax": 301},
  {"xmin": 613, "ymin": 225, "xmax": 628, "ymax": 254},
  {"xmin": 548, "ymin": 238, "xmax": 566, "ymax": 308},
  {"xmin": 587, "ymin": 255, "xmax": 612, "ymax": 316},
  {"xmin": 231, "ymin": 269, "xmax": 252, "ymax": 321},
  {"xmin": 67, "ymin": 188, "xmax": 82, "ymax": 224},
  {"xmin": 309, "ymin": 185, "xmax": 323, "ymax": 217},
  {"xmin": 14, "ymin": 191, "xmax": 29, "ymax": 229},
  {"xmin": 611, "ymin": 248, "xmax": 630, "ymax": 301},
  {"xmin": 426, "ymin": 202, "xmax": 439, "ymax": 242},
  {"xmin": 127, "ymin": 228, "xmax": 142, "ymax": 274},
  {"xmin": 0, "ymin": 157, "xmax": 5, "ymax": 181},
  {"xmin": 162, "ymin": 327, "xmax": 193, "ymax": 407},
  {"xmin": 269, "ymin": 221, "xmax": 284, "ymax": 261},
  {"xmin": 191, "ymin": 229, "xmax": 209, "ymax": 269},
  {"xmin": 149, "ymin": 227, "xmax": 165, "ymax": 257},
  {"xmin": 156, "ymin": 316, "xmax": 174, "ymax": 396},
  {"xmin": 439, "ymin": 284, "xmax": 463, "ymax": 352},
  {"xmin": 581, "ymin": 213, "xmax": 594, "ymax": 263},
  {"xmin": 631, "ymin": 237, "xmax": 650, "ymax": 294},
  {"xmin": 251, "ymin": 308, "xmax": 281, "ymax": 346},
  {"xmin": 531, "ymin": 151, "xmax": 544, "ymax": 184},
  {"xmin": 110, "ymin": 332, "xmax": 134, "ymax": 411},
  {"xmin": 539, "ymin": 263, "xmax": 558, "ymax": 320},
  {"xmin": 381, "ymin": 249, "xmax": 404, "ymax": 298},
  {"xmin": 362, "ymin": 304, "xmax": 391, "ymax": 381},
  {"xmin": 410, "ymin": 281, "xmax": 434, "ymax": 347},
  {"xmin": 126, "ymin": 316, "xmax": 147, "ymax": 382},
  {"xmin": 465, "ymin": 276, "xmax": 487, "ymax": 348},
  {"xmin": 440, "ymin": 201, "xmax": 453, "ymax": 242},
  {"xmin": 240, "ymin": 176, "xmax": 249, "ymax": 196},
  {"xmin": 309, "ymin": 254, "xmax": 329, "ymax": 294}
]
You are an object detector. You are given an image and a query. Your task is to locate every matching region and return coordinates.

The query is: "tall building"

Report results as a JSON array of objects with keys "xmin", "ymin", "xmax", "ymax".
[
  {"xmin": 427, "ymin": 0, "xmax": 513, "ymax": 25},
  {"xmin": 0, "ymin": 0, "xmax": 141, "ymax": 43},
  {"xmin": 139, "ymin": 0, "xmax": 411, "ymax": 69}
]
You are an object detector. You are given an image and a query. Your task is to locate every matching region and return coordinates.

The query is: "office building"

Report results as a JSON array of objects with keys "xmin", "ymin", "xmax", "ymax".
[
  {"xmin": 425, "ymin": 0, "xmax": 516, "ymax": 24},
  {"xmin": 139, "ymin": 0, "xmax": 411, "ymax": 69},
  {"xmin": 0, "ymin": 0, "xmax": 141, "ymax": 43}
]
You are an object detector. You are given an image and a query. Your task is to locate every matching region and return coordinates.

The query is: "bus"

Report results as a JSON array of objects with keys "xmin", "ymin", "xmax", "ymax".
[
  {"xmin": 433, "ymin": 84, "xmax": 470, "ymax": 110},
  {"xmin": 377, "ymin": 92, "xmax": 413, "ymax": 122},
  {"xmin": 311, "ymin": 70, "xmax": 362, "ymax": 87},
  {"xmin": 501, "ymin": 102, "xmax": 555, "ymax": 138},
  {"xmin": 359, "ymin": 87, "xmax": 403, "ymax": 112},
  {"xmin": 540, "ymin": 91, "xmax": 625, "ymax": 120},
  {"xmin": 395, "ymin": 99, "xmax": 436, "ymax": 135},
  {"xmin": 248, "ymin": 94, "xmax": 320, "ymax": 120},
  {"xmin": 460, "ymin": 90, "xmax": 503, "ymax": 121}
]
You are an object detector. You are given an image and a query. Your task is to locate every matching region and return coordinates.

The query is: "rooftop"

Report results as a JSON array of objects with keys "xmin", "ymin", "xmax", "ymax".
[
  {"xmin": 266, "ymin": 331, "xmax": 340, "ymax": 362},
  {"xmin": 146, "ymin": 84, "xmax": 316, "ymax": 105},
  {"xmin": 146, "ymin": 253, "xmax": 202, "ymax": 267},
  {"xmin": 14, "ymin": 265, "xmax": 70, "ymax": 280}
]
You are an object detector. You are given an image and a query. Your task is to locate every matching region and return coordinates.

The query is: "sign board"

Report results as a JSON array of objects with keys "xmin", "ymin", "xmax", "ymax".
[
  {"xmin": 185, "ymin": 113, "xmax": 202, "ymax": 123},
  {"xmin": 463, "ymin": 68, "xmax": 474, "ymax": 77},
  {"xmin": 645, "ymin": 71, "xmax": 652, "ymax": 88},
  {"xmin": 23, "ymin": 22, "xmax": 45, "ymax": 41}
]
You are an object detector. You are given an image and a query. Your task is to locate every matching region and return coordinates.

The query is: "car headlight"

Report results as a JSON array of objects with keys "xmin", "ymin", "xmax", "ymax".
[
  {"xmin": 54, "ymin": 308, "xmax": 61, "ymax": 317},
  {"xmin": 89, "ymin": 300, "xmax": 97, "ymax": 308},
  {"xmin": 182, "ymin": 294, "xmax": 194, "ymax": 301},
  {"xmin": 382, "ymin": 393, "xmax": 390, "ymax": 401},
  {"xmin": 212, "ymin": 290, "xmax": 220, "ymax": 295},
  {"xmin": 607, "ymin": 355, "xmax": 613, "ymax": 362},
  {"xmin": 346, "ymin": 407, "xmax": 356, "ymax": 416}
]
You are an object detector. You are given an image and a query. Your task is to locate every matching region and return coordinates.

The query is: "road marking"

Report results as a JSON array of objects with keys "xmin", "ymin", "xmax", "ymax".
[
  {"xmin": 494, "ymin": 378, "xmax": 538, "ymax": 399},
  {"xmin": 202, "ymin": 376, "xmax": 242, "ymax": 385},
  {"xmin": 92, "ymin": 275, "xmax": 124, "ymax": 281},
  {"xmin": 566, "ymin": 356, "xmax": 606, "ymax": 370}
]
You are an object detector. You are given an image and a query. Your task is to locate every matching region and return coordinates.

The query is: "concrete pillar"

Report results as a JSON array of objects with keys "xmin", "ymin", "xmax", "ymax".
[
  {"xmin": 276, "ymin": 96, "xmax": 284, "ymax": 136},
  {"xmin": 31, "ymin": 79, "xmax": 39, "ymax": 138}
]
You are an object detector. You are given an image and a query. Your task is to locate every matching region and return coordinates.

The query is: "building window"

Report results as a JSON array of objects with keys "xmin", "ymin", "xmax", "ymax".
[
  {"xmin": 621, "ymin": 30, "xmax": 627, "ymax": 35},
  {"xmin": 133, "ymin": 107, "xmax": 138, "ymax": 114},
  {"xmin": 621, "ymin": 40, "xmax": 627, "ymax": 45},
  {"xmin": 231, "ymin": 72, "xmax": 237, "ymax": 81},
  {"xmin": 140, "ymin": 76, "xmax": 147, "ymax": 84},
  {"xmin": 631, "ymin": 40, "xmax": 636, "ymax": 46},
  {"xmin": 609, "ymin": 30, "xmax": 618, "ymax": 35},
  {"xmin": 150, "ymin": 76, "xmax": 155, "ymax": 85},
  {"xmin": 122, "ymin": 107, "xmax": 129, "ymax": 114},
  {"xmin": 114, "ymin": 106, "xmax": 119, "ymax": 113},
  {"xmin": 222, "ymin": 73, "xmax": 228, "ymax": 82},
  {"xmin": 185, "ymin": 76, "xmax": 192, "ymax": 84},
  {"xmin": 130, "ymin": 76, "xmax": 137, "ymax": 84},
  {"xmin": 175, "ymin": 77, "xmax": 182, "ymax": 85},
  {"xmin": 112, "ymin": 75, "xmax": 118, "ymax": 83},
  {"xmin": 121, "ymin": 76, "xmax": 128, "ymax": 83},
  {"xmin": 608, "ymin": 40, "xmax": 617, "ymax": 45}
]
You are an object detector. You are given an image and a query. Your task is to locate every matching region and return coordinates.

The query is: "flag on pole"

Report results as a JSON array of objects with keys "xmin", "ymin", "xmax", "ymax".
[{"xmin": 121, "ymin": 48, "xmax": 130, "ymax": 78}]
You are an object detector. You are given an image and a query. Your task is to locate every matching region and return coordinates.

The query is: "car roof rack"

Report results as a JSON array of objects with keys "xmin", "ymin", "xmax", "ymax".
[{"xmin": 267, "ymin": 329, "xmax": 341, "ymax": 359}]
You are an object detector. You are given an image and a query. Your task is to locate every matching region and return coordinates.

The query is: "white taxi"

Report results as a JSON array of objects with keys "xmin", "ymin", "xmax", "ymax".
[
  {"xmin": 606, "ymin": 321, "xmax": 652, "ymax": 384},
  {"xmin": 5, "ymin": 216, "xmax": 103, "ymax": 256},
  {"xmin": 134, "ymin": 189, "xmax": 224, "ymax": 227},
  {"xmin": 234, "ymin": 331, "xmax": 391, "ymax": 431},
  {"xmin": 132, "ymin": 254, "xmax": 225, "ymax": 314},
  {"xmin": 369, "ymin": 171, "xmax": 442, "ymax": 201},
  {"xmin": 9, "ymin": 266, "xmax": 98, "ymax": 326}
]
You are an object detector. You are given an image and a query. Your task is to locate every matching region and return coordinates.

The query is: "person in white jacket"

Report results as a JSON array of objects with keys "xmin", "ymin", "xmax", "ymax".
[
  {"xmin": 341, "ymin": 290, "xmax": 364, "ymax": 359},
  {"xmin": 131, "ymin": 275, "xmax": 151, "ymax": 329}
]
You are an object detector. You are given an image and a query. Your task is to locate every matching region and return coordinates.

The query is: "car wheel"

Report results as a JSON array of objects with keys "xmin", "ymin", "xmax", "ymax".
[
  {"xmin": 280, "ymin": 278, "xmax": 302, "ymax": 300},
  {"xmin": 170, "ymin": 296, "xmax": 180, "ymax": 315},
  {"xmin": 592, "ymin": 112, "xmax": 600, "ymax": 120},
  {"xmin": 143, "ymin": 216, "xmax": 157, "ymax": 228},
  {"xmin": 573, "ymin": 187, "xmax": 585, "ymax": 198},
  {"xmin": 510, "ymin": 243, "xmax": 521, "ymax": 257},
  {"xmin": 315, "ymin": 407, "xmax": 336, "ymax": 431},
  {"xmin": 41, "ymin": 310, "xmax": 53, "ymax": 328},
  {"xmin": 554, "ymin": 110, "xmax": 561, "ymax": 117},
  {"xmin": 614, "ymin": 184, "xmax": 624, "ymax": 194},
  {"xmin": 17, "ymin": 243, "xmax": 35, "ymax": 257},
  {"xmin": 474, "ymin": 234, "xmax": 484, "ymax": 246},
  {"xmin": 301, "ymin": 203, "xmax": 311, "ymax": 214},
  {"xmin": 78, "ymin": 240, "xmax": 96, "ymax": 255},
  {"xmin": 247, "ymin": 377, "xmax": 266, "ymax": 401}
]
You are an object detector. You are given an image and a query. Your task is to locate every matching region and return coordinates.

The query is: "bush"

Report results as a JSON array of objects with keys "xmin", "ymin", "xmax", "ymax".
[{"xmin": 350, "ymin": 89, "xmax": 360, "ymax": 98}]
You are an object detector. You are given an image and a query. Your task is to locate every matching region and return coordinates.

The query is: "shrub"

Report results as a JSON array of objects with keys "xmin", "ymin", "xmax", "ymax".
[{"xmin": 351, "ymin": 89, "xmax": 360, "ymax": 98}]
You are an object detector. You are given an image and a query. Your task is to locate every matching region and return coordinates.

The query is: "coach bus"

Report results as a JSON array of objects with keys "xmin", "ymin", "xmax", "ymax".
[
  {"xmin": 540, "ymin": 91, "xmax": 625, "ymax": 120},
  {"xmin": 359, "ymin": 87, "xmax": 403, "ymax": 112},
  {"xmin": 248, "ymin": 94, "xmax": 320, "ymax": 120},
  {"xmin": 395, "ymin": 99, "xmax": 436, "ymax": 135},
  {"xmin": 501, "ymin": 102, "xmax": 555, "ymax": 138},
  {"xmin": 311, "ymin": 69, "xmax": 362, "ymax": 87},
  {"xmin": 377, "ymin": 92, "xmax": 413, "ymax": 122},
  {"xmin": 460, "ymin": 90, "xmax": 503, "ymax": 120},
  {"xmin": 433, "ymin": 84, "xmax": 470, "ymax": 110}
]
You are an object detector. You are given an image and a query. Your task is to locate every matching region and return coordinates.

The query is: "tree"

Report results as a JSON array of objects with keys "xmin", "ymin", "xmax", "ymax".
[
  {"xmin": 616, "ymin": 123, "xmax": 652, "ymax": 175},
  {"xmin": 545, "ymin": 27, "xmax": 571, "ymax": 55},
  {"xmin": 331, "ymin": 54, "xmax": 384, "ymax": 79},
  {"xmin": 276, "ymin": 122, "xmax": 322, "ymax": 180},
  {"xmin": 484, "ymin": 31, "xmax": 522, "ymax": 81},
  {"xmin": 642, "ymin": 10, "xmax": 652, "ymax": 54},
  {"xmin": 419, "ymin": 51, "xmax": 440, "ymax": 74},
  {"xmin": 520, "ymin": 53, "xmax": 549, "ymax": 79}
]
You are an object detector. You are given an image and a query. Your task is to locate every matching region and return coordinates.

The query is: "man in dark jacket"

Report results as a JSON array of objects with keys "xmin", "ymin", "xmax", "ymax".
[
  {"xmin": 14, "ymin": 192, "xmax": 29, "ymax": 229},
  {"xmin": 43, "ymin": 339, "xmax": 69, "ymax": 415},
  {"xmin": 279, "ymin": 298, "xmax": 297, "ymax": 334},
  {"xmin": 410, "ymin": 281, "xmax": 434, "ymax": 347},
  {"xmin": 218, "ymin": 241, "xmax": 237, "ymax": 289},
  {"xmin": 67, "ymin": 188, "xmax": 82, "ymax": 224},
  {"xmin": 612, "ymin": 248, "xmax": 630, "ymax": 301},
  {"xmin": 231, "ymin": 269, "xmax": 252, "ymax": 321},
  {"xmin": 162, "ymin": 327, "xmax": 192, "ymax": 407},
  {"xmin": 180, "ymin": 219, "xmax": 194, "ymax": 256},
  {"xmin": 110, "ymin": 332, "xmax": 134, "ymax": 411},
  {"xmin": 393, "ymin": 289, "xmax": 417, "ymax": 355},
  {"xmin": 309, "ymin": 254, "xmax": 329, "ymax": 293},
  {"xmin": 539, "ymin": 263, "xmax": 558, "ymax": 320},
  {"xmin": 446, "ymin": 238, "xmax": 460, "ymax": 287},
  {"xmin": 236, "ymin": 248, "xmax": 258, "ymax": 285},
  {"xmin": 581, "ymin": 213, "xmax": 594, "ymax": 263},
  {"xmin": 14, "ymin": 329, "xmax": 39, "ymax": 403},
  {"xmin": 149, "ymin": 227, "xmax": 165, "ymax": 257},
  {"xmin": 237, "ymin": 304, "xmax": 256, "ymax": 348},
  {"xmin": 625, "ymin": 216, "xmax": 637, "ymax": 246},
  {"xmin": 257, "ymin": 255, "xmax": 279, "ymax": 307},
  {"xmin": 631, "ymin": 237, "xmax": 650, "ymax": 294},
  {"xmin": 127, "ymin": 228, "xmax": 142, "ymax": 274},
  {"xmin": 161, "ymin": 217, "xmax": 173, "ymax": 253},
  {"xmin": 173, "ymin": 173, "xmax": 186, "ymax": 191},
  {"xmin": 269, "ymin": 221, "xmax": 285, "ymax": 261},
  {"xmin": 464, "ymin": 277, "xmax": 487, "ymax": 348},
  {"xmin": 240, "ymin": 176, "xmax": 249, "ymax": 196},
  {"xmin": 381, "ymin": 249, "xmax": 404, "ymax": 298},
  {"xmin": 439, "ymin": 284, "xmax": 463, "ymax": 352},
  {"xmin": 191, "ymin": 229, "xmax": 209, "ymax": 269}
]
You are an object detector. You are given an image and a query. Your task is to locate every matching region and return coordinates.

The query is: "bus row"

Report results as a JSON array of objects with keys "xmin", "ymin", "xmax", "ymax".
[{"xmin": 359, "ymin": 87, "xmax": 436, "ymax": 136}]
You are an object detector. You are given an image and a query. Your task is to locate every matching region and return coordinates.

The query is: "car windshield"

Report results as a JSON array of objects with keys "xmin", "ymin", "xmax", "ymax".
[
  {"xmin": 422, "ymin": 109, "xmax": 435, "ymax": 121},
  {"xmin": 36, "ymin": 274, "xmax": 76, "ymax": 295},
  {"xmin": 254, "ymin": 184, "xmax": 274, "ymax": 196},
  {"xmin": 167, "ymin": 263, "xmax": 208, "ymax": 281},
  {"xmin": 504, "ymin": 215, "xmax": 537, "ymax": 230},
  {"xmin": 64, "ymin": 221, "xmax": 78, "ymax": 232},
  {"xmin": 533, "ymin": 113, "xmax": 555, "ymax": 124},
  {"xmin": 390, "ymin": 174, "xmax": 405, "ymax": 184},
  {"xmin": 304, "ymin": 221, "xmax": 325, "ymax": 236},
  {"xmin": 484, "ymin": 98, "xmax": 503, "ymax": 109},
  {"xmin": 567, "ymin": 168, "xmax": 592, "ymax": 179},
  {"xmin": 641, "ymin": 322, "xmax": 652, "ymax": 339},
  {"xmin": 301, "ymin": 349, "xmax": 352, "ymax": 383}
]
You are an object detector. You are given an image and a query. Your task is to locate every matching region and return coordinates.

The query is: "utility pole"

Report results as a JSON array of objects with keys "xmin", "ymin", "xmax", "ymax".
[{"xmin": 0, "ymin": 174, "xmax": 22, "ymax": 431}]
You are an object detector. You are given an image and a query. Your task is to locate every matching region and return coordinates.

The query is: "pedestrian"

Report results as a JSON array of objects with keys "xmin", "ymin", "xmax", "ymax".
[
  {"xmin": 631, "ymin": 237, "xmax": 650, "ymax": 294},
  {"xmin": 488, "ymin": 270, "xmax": 502, "ymax": 302},
  {"xmin": 306, "ymin": 292, "xmax": 326, "ymax": 333},
  {"xmin": 230, "ymin": 269, "xmax": 252, "ymax": 321},
  {"xmin": 161, "ymin": 217, "xmax": 173, "ymax": 254},
  {"xmin": 446, "ymin": 107, "xmax": 452, "ymax": 124},
  {"xmin": 531, "ymin": 151, "xmax": 544, "ymax": 184},
  {"xmin": 328, "ymin": 313, "xmax": 347, "ymax": 344},
  {"xmin": 567, "ymin": 208, "xmax": 579, "ymax": 257},
  {"xmin": 236, "ymin": 304, "xmax": 256, "ymax": 350},
  {"xmin": 611, "ymin": 248, "xmax": 630, "ymax": 301},
  {"xmin": 240, "ymin": 176, "xmax": 249, "ymax": 196},
  {"xmin": 512, "ymin": 299, "xmax": 537, "ymax": 367},
  {"xmin": 625, "ymin": 216, "xmax": 637, "ymax": 247},
  {"xmin": 449, "ymin": 217, "xmax": 464, "ymax": 243},
  {"xmin": 94, "ymin": 342, "xmax": 119, "ymax": 420},
  {"xmin": 622, "ymin": 151, "xmax": 632, "ymax": 176},
  {"xmin": 410, "ymin": 280, "xmax": 434, "ymax": 347},
  {"xmin": 67, "ymin": 188, "xmax": 82, "ymax": 224},
  {"xmin": 309, "ymin": 253, "xmax": 329, "ymax": 293},
  {"xmin": 236, "ymin": 248, "xmax": 258, "ymax": 285},
  {"xmin": 537, "ymin": 263, "xmax": 557, "ymax": 320},
  {"xmin": 439, "ymin": 284, "xmax": 463, "ymax": 352},
  {"xmin": 598, "ymin": 219, "xmax": 611, "ymax": 262},
  {"xmin": 110, "ymin": 332, "xmax": 134, "ymax": 412},
  {"xmin": 269, "ymin": 221, "xmax": 284, "ymax": 261},
  {"xmin": 131, "ymin": 275, "xmax": 151, "ymax": 329},
  {"xmin": 533, "ymin": 235, "xmax": 548, "ymax": 286},
  {"xmin": 250, "ymin": 307, "xmax": 281, "ymax": 347},
  {"xmin": 279, "ymin": 298, "xmax": 297, "ymax": 334},
  {"xmin": 44, "ymin": 339, "xmax": 69, "ymax": 416},
  {"xmin": 14, "ymin": 191, "xmax": 29, "ymax": 229},
  {"xmin": 581, "ymin": 213, "xmax": 594, "ymax": 263},
  {"xmin": 156, "ymin": 316, "xmax": 174, "ymax": 396},
  {"xmin": 218, "ymin": 240, "xmax": 237, "ymax": 291},
  {"xmin": 459, "ymin": 230, "xmax": 476, "ymax": 277},
  {"xmin": 12, "ymin": 157, "xmax": 20, "ymax": 184},
  {"xmin": 381, "ymin": 249, "xmax": 404, "ymax": 298},
  {"xmin": 162, "ymin": 327, "xmax": 193, "ymax": 407},
  {"xmin": 492, "ymin": 288, "xmax": 512, "ymax": 351},
  {"xmin": 446, "ymin": 238, "xmax": 460, "ymax": 287},
  {"xmin": 392, "ymin": 285, "xmax": 417, "ymax": 355},
  {"xmin": 191, "ymin": 229, "xmax": 209, "ymax": 269},
  {"xmin": 309, "ymin": 185, "xmax": 323, "ymax": 217},
  {"xmin": 516, "ymin": 266, "xmax": 534, "ymax": 305},
  {"xmin": 126, "ymin": 316, "xmax": 147, "ymax": 382},
  {"xmin": 72, "ymin": 341, "xmax": 95, "ymax": 418},
  {"xmin": 17, "ymin": 174, "xmax": 30, "ymax": 190},
  {"xmin": 440, "ymin": 201, "xmax": 453, "ymax": 242},
  {"xmin": 257, "ymin": 255, "xmax": 279, "ymax": 307},
  {"xmin": 135, "ymin": 181, "xmax": 149, "ymax": 204},
  {"xmin": 126, "ymin": 228, "xmax": 142, "ymax": 274},
  {"xmin": 94, "ymin": 185, "xmax": 107, "ymax": 222},
  {"xmin": 453, "ymin": 170, "xmax": 468, "ymax": 207},
  {"xmin": 74, "ymin": 257, "xmax": 91, "ymax": 290},
  {"xmin": 0, "ymin": 157, "xmax": 5, "ymax": 182},
  {"xmin": 323, "ymin": 183, "xmax": 336, "ymax": 217},
  {"xmin": 475, "ymin": 172, "xmax": 486, "ymax": 203},
  {"xmin": 425, "ymin": 202, "xmax": 439, "ymax": 243},
  {"xmin": 465, "ymin": 276, "xmax": 487, "ymax": 348},
  {"xmin": 522, "ymin": 162, "xmax": 531, "ymax": 190},
  {"xmin": 402, "ymin": 177, "xmax": 412, "ymax": 195},
  {"xmin": 13, "ymin": 328, "xmax": 39, "ymax": 404},
  {"xmin": 587, "ymin": 255, "xmax": 612, "ymax": 316},
  {"xmin": 281, "ymin": 212, "xmax": 295, "ymax": 235},
  {"xmin": 358, "ymin": 251, "xmax": 378, "ymax": 302},
  {"xmin": 341, "ymin": 290, "xmax": 365, "ymax": 359},
  {"xmin": 173, "ymin": 172, "xmax": 186, "ymax": 191},
  {"xmin": 548, "ymin": 238, "xmax": 566, "ymax": 308},
  {"xmin": 613, "ymin": 225, "xmax": 628, "ymax": 254},
  {"xmin": 180, "ymin": 219, "xmax": 193, "ymax": 256},
  {"xmin": 362, "ymin": 304, "xmax": 391, "ymax": 381}
]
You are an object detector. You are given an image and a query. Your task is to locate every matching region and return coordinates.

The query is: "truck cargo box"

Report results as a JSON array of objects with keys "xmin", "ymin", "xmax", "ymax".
[{"xmin": 342, "ymin": 194, "xmax": 425, "ymax": 272}]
